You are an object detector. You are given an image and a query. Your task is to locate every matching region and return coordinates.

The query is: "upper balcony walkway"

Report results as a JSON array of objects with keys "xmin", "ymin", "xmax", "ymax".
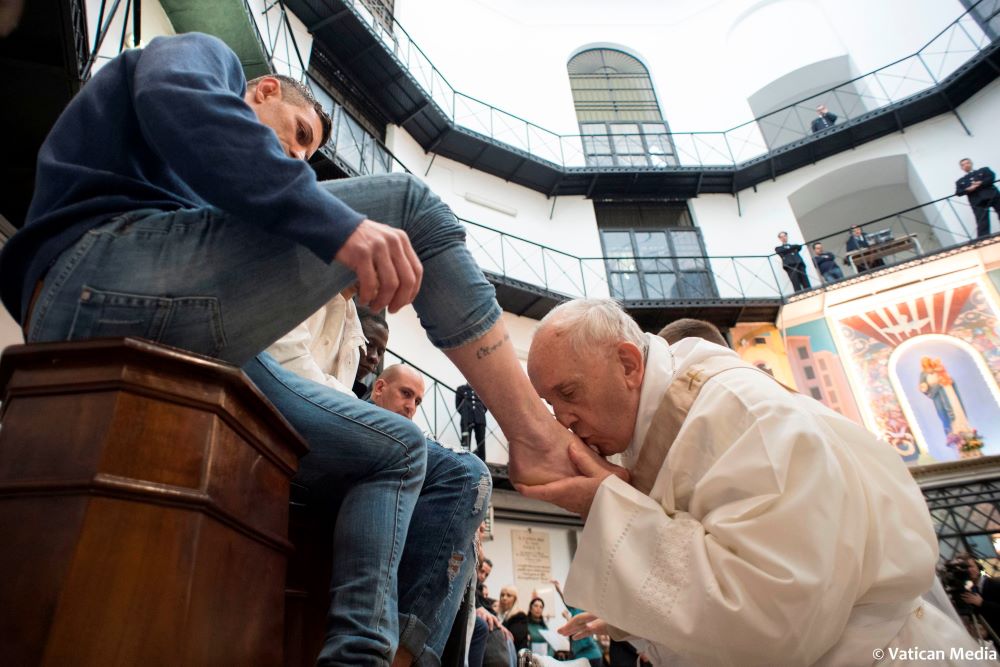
[{"xmin": 288, "ymin": 0, "xmax": 1000, "ymax": 199}]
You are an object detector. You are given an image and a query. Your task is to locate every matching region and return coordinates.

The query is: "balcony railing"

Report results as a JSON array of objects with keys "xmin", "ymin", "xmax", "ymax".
[
  {"xmin": 462, "ymin": 219, "xmax": 784, "ymax": 300},
  {"xmin": 332, "ymin": 0, "xmax": 1000, "ymax": 168},
  {"xmin": 463, "ymin": 192, "xmax": 993, "ymax": 301}
]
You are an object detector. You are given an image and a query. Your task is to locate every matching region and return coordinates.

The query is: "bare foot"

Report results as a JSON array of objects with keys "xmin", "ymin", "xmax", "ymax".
[{"xmin": 506, "ymin": 418, "xmax": 579, "ymax": 486}]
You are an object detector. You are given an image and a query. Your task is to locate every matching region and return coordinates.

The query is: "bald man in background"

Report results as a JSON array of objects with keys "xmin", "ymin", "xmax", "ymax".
[{"xmin": 371, "ymin": 364, "xmax": 426, "ymax": 420}]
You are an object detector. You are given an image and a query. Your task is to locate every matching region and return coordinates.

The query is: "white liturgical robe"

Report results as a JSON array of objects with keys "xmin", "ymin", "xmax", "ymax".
[{"xmin": 563, "ymin": 334, "xmax": 987, "ymax": 666}]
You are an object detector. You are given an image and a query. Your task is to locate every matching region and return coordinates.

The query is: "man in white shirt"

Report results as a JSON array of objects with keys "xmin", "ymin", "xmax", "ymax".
[{"xmin": 520, "ymin": 298, "xmax": 986, "ymax": 666}]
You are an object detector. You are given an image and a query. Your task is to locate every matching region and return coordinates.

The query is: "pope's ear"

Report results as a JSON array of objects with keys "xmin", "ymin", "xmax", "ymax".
[{"xmin": 617, "ymin": 342, "xmax": 644, "ymax": 389}]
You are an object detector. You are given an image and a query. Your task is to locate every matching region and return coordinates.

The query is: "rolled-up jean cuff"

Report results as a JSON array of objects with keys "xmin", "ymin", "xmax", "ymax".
[
  {"xmin": 428, "ymin": 302, "xmax": 502, "ymax": 350},
  {"xmin": 398, "ymin": 612, "xmax": 438, "ymax": 666}
]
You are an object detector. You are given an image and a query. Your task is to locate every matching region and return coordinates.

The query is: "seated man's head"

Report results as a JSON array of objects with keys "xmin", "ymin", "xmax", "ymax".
[
  {"xmin": 850, "ymin": 225, "xmax": 863, "ymax": 237},
  {"xmin": 777, "ymin": 231, "xmax": 788, "ymax": 243},
  {"xmin": 371, "ymin": 364, "xmax": 425, "ymax": 420},
  {"xmin": 356, "ymin": 306, "xmax": 389, "ymax": 381},
  {"xmin": 528, "ymin": 299, "xmax": 647, "ymax": 457},
  {"xmin": 244, "ymin": 74, "xmax": 331, "ymax": 161},
  {"xmin": 477, "ymin": 557, "xmax": 492, "ymax": 584},
  {"xmin": 657, "ymin": 318, "xmax": 727, "ymax": 348},
  {"xmin": 812, "ymin": 242, "xmax": 824, "ymax": 255}
]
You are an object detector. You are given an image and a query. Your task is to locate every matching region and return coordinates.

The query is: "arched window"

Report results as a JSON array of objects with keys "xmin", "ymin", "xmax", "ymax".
[{"xmin": 567, "ymin": 48, "xmax": 674, "ymax": 167}]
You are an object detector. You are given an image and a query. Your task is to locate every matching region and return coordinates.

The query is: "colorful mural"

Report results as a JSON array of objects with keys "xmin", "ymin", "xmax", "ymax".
[
  {"xmin": 731, "ymin": 322, "xmax": 797, "ymax": 389},
  {"xmin": 835, "ymin": 282, "xmax": 1000, "ymax": 464},
  {"xmin": 783, "ymin": 319, "xmax": 863, "ymax": 425}
]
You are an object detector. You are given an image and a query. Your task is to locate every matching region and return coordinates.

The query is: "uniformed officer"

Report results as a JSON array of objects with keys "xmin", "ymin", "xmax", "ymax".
[
  {"xmin": 955, "ymin": 158, "xmax": 1000, "ymax": 238},
  {"xmin": 456, "ymin": 383, "xmax": 488, "ymax": 460}
]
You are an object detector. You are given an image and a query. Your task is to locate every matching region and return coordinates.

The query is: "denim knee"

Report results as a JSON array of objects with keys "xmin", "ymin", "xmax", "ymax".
[{"xmin": 458, "ymin": 451, "xmax": 492, "ymax": 520}]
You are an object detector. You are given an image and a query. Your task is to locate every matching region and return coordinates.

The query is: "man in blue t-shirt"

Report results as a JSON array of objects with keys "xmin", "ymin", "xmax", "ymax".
[{"xmin": 0, "ymin": 32, "xmax": 577, "ymax": 666}]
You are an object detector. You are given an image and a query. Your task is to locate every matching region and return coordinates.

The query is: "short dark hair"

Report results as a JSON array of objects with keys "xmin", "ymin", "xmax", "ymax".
[
  {"xmin": 481, "ymin": 558, "xmax": 493, "ymax": 568},
  {"xmin": 658, "ymin": 318, "xmax": 728, "ymax": 348},
  {"xmin": 247, "ymin": 74, "xmax": 332, "ymax": 148},
  {"xmin": 960, "ymin": 157, "xmax": 972, "ymax": 163},
  {"xmin": 812, "ymin": 242, "xmax": 822, "ymax": 249},
  {"xmin": 778, "ymin": 231, "xmax": 787, "ymax": 236},
  {"xmin": 356, "ymin": 303, "xmax": 388, "ymax": 330}
]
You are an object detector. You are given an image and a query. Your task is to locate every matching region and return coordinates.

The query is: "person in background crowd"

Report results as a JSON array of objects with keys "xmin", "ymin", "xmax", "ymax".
[
  {"xmin": 551, "ymin": 579, "xmax": 603, "ymax": 667},
  {"xmin": 370, "ymin": 364, "xmax": 424, "ymax": 420},
  {"xmin": 774, "ymin": 231, "xmax": 811, "ymax": 292},
  {"xmin": 499, "ymin": 586, "xmax": 529, "ymax": 651},
  {"xmin": 526, "ymin": 597, "xmax": 550, "ymax": 655},
  {"xmin": 812, "ymin": 241, "xmax": 845, "ymax": 283},
  {"xmin": 657, "ymin": 318, "xmax": 728, "ymax": 348},
  {"xmin": 955, "ymin": 158, "xmax": 1000, "ymax": 238},
  {"xmin": 845, "ymin": 225, "xmax": 884, "ymax": 272},
  {"xmin": 811, "ymin": 103, "xmax": 837, "ymax": 133},
  {"xmin": 353, "ymin": 305, "xmax": 388, "ymax": 398},
  {"xmin": 457, "ymin": 383, "xmax": 489, "ymax": 460}
]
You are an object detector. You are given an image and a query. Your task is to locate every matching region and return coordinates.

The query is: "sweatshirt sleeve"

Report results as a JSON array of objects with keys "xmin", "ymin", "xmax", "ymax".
[{"xmin": 131, "ymin": 33, "xmax": 364, "ymax": 262}]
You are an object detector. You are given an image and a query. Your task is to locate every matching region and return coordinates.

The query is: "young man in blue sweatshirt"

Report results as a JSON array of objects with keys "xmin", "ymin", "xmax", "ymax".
[{"xmin": 0, "ymin": 32, "xmax": 576, "ymax": 666}]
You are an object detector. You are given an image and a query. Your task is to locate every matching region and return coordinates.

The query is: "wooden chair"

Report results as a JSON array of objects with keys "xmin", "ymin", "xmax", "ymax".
[{"xmin": 0, "ymin": 338, "xmax": 307, "ymax": 666}]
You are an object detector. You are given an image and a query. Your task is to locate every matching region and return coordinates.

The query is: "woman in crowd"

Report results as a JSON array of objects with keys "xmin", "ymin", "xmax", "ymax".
[
  {"xmin": 526, "ymin": 597, "xmax": 550, "ymax": 655},
  {"xmin": 501, "ymin": 586, "xmax": 530, "ymax": 651}
]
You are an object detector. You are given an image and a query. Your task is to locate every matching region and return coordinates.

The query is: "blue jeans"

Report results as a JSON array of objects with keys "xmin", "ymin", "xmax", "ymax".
[
  {"xmin": 25, "ymin": 173, "xmax": 501, "ymax": 665},
  {"xmin": 822, "ymin": 267, "xmax": 844, "ymax": 282},
  {"xmin": 246, "ymin": 353, "xmax": 490, "ymax": 666},
  {"xmin": 25, "ymin": 174, "xmax": 500, "ymax": 362}
]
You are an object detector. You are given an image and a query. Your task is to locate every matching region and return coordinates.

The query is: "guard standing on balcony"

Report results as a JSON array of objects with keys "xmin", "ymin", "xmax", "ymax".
[
  {"xmin": 775, "ymin": 231, "xmax": 811, "ymax": 292},
  {"xmin": 457, "ymin": 383, "xmax": 488, "ymax": 460},
  {"xmin": 810, "ymin": 104, "xmax": 838, "ymax": 133},
  {"xmin": 955, "ymin": 158, "xmax": 999, "ymax": 238}
]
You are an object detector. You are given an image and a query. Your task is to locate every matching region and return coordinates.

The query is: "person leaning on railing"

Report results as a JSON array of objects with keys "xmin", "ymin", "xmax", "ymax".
[
  {"xmin": 955, "ymin": 158, "xmax": 1000, "ymax": 238},
  {"xmin": 811, "ymin": 241, "xmax": 844, "ymax": 283}
]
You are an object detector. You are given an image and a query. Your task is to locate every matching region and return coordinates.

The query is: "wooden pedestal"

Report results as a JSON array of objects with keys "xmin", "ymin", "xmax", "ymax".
[{"xmin": 0, "ymin": 338, "xmax": 307, "ymax": 666}]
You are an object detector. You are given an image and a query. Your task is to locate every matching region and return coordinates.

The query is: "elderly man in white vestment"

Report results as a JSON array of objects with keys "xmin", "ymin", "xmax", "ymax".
[{"xmin": 520, "ymin": 298, "xmax": 988, "ymax": 667}]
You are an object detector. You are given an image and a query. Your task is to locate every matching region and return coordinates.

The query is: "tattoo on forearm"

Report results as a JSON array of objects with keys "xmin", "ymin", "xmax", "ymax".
[{"xmin": 476, "ymin": 333, "xmax": 509, "ymax": 359}]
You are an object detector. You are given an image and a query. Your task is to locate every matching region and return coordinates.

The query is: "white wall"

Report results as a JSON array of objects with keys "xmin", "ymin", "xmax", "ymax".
[
  {"xmin": 483, "ymin": 516, "xmax": 579, "ymax": 624},
  {"xmin": 388, "ymin": 128, "xmax": 604, "ymax": 258},
  {"xmin": 394, "ymin": 0, "xmax": 967, "ymax": 134}
]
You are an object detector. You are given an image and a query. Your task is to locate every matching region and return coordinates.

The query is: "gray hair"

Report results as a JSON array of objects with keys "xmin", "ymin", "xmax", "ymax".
[{"xmin": 537, "ymin": 298, "xmax": 647, "ymax": 358}]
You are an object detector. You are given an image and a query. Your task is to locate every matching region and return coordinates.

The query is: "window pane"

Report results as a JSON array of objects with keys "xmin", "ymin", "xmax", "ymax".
[
  {"xmin": 613, "ymin": 134, "xmax": 645, "ymax": 155},
  {"xmin": 677, "ymin": 271, "xmax": 714, "ymax": 298},
  {"xmin": 634, "ymin": 231, "xmax": 668, "ymax": 255},
  {"xmin": 644, "ymin": 272, "xmax": 677, "ymax": 300},
  {"xmin": 611, "ymin": 272, "xmax": 643, "ymax": 300},
  {"xmin": 583, "ymin": 135, "xmax": 611, "ymax": 154},
  {"xmin": 670, "ymin": 229, "xmax": 707, "ymax": 269}
]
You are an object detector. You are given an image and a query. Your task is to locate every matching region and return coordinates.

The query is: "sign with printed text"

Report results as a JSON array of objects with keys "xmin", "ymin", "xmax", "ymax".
[{"xmin": 511, "ymin": 529, "xmax": 551, "ymax": 582}]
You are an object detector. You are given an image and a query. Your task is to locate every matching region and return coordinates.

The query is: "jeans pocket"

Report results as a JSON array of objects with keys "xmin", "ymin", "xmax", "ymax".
[{"xmin": 68, "ymin": 286, "xmax": 227, "ymax": 356}]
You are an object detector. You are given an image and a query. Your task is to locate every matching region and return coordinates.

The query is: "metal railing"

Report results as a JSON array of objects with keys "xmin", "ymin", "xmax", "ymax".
[
  {"xmin": 381, "ymin": 350, "xmax": 508, "ymax": 460},
  {"xmin": 245, "ymin": 0, "xmax": 407, "ymax": 178},
  {"xmin": 462, "ymin": 217, "xmax": 786, "ymax": 300},
  {"xmin": 463, "ymin": 191, "xmax": 992, "ymax": 301},
  {"xmin": 332, "ymin": 0, "xmax": 1000, "ymax": 168},
  {"xmin": 795, "ymin": 193, "xmax": 984, "ymax": 288}
]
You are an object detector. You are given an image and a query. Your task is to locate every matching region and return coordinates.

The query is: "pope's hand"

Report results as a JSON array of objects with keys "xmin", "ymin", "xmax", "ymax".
[
  {"xmin": 516, "ymin": 440, "xmax": 629, "ymax": 519},
  {"xmin": 558, "ymin": 612, "xmax": 608, "ymax": 640},
  {"xmin": 334, "ymin": 219, "xmax": 423, "ymax": 313}
]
